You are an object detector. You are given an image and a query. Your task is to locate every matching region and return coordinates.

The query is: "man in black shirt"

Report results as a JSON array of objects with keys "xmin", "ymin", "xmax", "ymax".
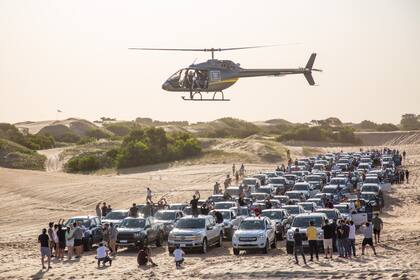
[
  {"xmin": 265, "ymin": 198, "xmax": 272, "ymax": 209},
  {"xmin": 38, "ymin": 228, "xmax": 51, "ymax": 270},
  {"xmin": 190, "ymin": 191, "xmax": 200, "ymax": 217},
  {"xmin": 322, "ymin": 220, "xmax": 334, "ymax": 259},
  {"xmin": 293, "ymin": 228, "xmax": 307, "ymax": 265}
]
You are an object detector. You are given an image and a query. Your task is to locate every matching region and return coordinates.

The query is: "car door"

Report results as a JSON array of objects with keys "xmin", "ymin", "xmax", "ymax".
[
  {"xmin": 208, "ymin": 216, "xmax": 219, "ymax": 243},
  {"xmin": 93, "ymin": 217, "xmax": 103, "ymax": 242},
  {"xmin": 145, "ymin": 217, "xmax": 156, "ymax": 241}
]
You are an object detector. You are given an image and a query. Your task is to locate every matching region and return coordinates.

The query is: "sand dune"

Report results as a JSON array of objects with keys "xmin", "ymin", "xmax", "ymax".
[{"xmin": 0, "ymin": 146, "xmax": 419, "ymax": 279}]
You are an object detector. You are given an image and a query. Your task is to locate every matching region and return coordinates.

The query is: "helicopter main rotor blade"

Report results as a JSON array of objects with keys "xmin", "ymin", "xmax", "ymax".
[
  {"xmin": 128, "ymin": 47, "xmax": 206, "ymax": 51},
  {"xmin": 128, "ymin": 43, "xmax": 300, "ymax": 52}
]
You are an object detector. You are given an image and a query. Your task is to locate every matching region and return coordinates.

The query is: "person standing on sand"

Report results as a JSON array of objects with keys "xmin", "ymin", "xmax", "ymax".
[
  {"xmin": 47, "ymin": 222, "xmax": 55, "ymax": 257},
  {"xmin": 293, "ymin": 228, "xmax": 306, "ymax": 265},
  {"xmin": 372, "ymin": 213, "xmax": 383, "ymax": 244},
  {"xmin": 232, "ymin": 163, "xmax": 236, "ymax": 176},
  {"xmin": 65, "ymin": 225, "xmax": 74, "ymax": 260},
  {"xmin": 348, "ymin": 220, "xmax": 356, "ymax": 257},
  {"xmin": 322, "ymin": 220, "xmax": 333, "ymax": 259},
  {"xmin": 361, "ymin": 222, "xmax": 377, "ymax": 256},
  {"xmin": 56, "ymin": 220, "xmax": 66, "ymax": 260},
  {"xmin": 405, "ymin": 169, "xmax": 410, "ymax": 184},
  {"xmin": 146, "ymin": 187, "xmax": 153, "ymax": 203},
  {"xmin": 38, "ymin": 228, "xmax": 52, "ymax": 270},
  {"xmin": 109, "ymin": 223, "xmax": 118, "ymax": 256},
  {"xmin": 307, "ymin": 221, "xmax": 319, "ymax": 261},
  {"xmin": 95, "ymin": 203, "xmax": 102, "ymax": 221},
  {"xmin": 70, "ymin": 222, "xmax": 84, "ymax": 258}
]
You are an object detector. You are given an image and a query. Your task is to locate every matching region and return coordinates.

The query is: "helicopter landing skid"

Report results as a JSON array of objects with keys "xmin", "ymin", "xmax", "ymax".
[{"xmin": 182, "ymin": 91, "xmax": 230, "ymax": 101}]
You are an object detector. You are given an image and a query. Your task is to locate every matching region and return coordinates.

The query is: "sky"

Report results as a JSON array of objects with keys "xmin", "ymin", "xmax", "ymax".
[{"xmin": 0, "ymin": 0, "xmax": 419, "ymax": 124}]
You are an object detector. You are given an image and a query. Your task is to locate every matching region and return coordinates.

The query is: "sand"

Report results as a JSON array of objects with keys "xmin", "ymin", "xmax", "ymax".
[{"xmin": 0, "ymin": 145, "xmax": 420, "ymax": 279}]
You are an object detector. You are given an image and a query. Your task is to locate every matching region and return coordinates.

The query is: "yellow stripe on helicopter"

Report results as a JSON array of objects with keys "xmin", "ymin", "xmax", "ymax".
[{"xmin": 209, "ymin": 78, "xmax": 238, "ymax": 85}]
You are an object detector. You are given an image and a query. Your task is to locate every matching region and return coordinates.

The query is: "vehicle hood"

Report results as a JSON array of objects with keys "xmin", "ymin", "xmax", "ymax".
[
  {"xmin": 170, "ymin": 228, "xmax": 205, "ymax": 235},
  {"xmin": 155, "ymin": 219, "xmax": 174, "ymax": 225},
  {"xmin": 117, "ymin": 227, "xmax": 146, "ymax": 233},
  {"xmin": 235, "ymin": 229, "xmax": 265, "ymax": 236},
  {"xmin": 102, "ymin": 219, "xmax": 124, "ymax": 225}
]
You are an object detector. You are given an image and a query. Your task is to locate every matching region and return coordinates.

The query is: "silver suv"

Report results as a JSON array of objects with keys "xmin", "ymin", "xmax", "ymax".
[
  {"xmin": 167, "ymin": 215, "xmax": 223, "ymax": 254},
  {"xmin": 286, "ymin": 213, "xmax": 327, "ymax": 254},
  {"xmin": 232, "ymin": 217, "xmax": 276, "ymax": 255}
]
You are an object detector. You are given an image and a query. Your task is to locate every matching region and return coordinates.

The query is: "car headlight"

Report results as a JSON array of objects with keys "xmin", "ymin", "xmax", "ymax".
[{"xmin": 257, "ymin": 233, "xmax": 264, "ymax": 239}]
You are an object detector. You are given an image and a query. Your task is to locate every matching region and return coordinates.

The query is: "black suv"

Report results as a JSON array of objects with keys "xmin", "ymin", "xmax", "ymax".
[
  {"xmin": 64, "ymin": 216, "xmax": 103, "ymax": 251},
  {"xmin": 116, "ymin": 216, "xmax": 164, "ymax": 248}
]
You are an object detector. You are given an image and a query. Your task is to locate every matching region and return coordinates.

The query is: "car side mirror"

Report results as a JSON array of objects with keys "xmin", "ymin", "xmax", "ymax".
[{"xmin": 207, "ymin": 225, "xmax": 213, "ymax": 230}]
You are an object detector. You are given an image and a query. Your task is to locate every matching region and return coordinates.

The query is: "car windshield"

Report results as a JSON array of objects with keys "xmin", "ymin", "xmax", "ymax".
[
  {"xmin": 335, "ymin": 206, "xmax": 350, "ymax": 213},
  {"xmin": 316, "ymin": 210, "xmax": 336, "ymax": 219},
  {"xmin": 215, "ymin": 203, "xmax": 234, "ymax": 209},
  {"xmin": 243, "ymin": 179, "xmax": 257, "ymax": 185},
  {"xmin": 306, "ymin": 176, "xmax": 321, "ymax": 182},
  {"xmin": 282, "ymin": 206, "xmax": 300, "ymax": 214},
  {"xmin": 277, "ymin": 197, "xmax": 289, "ymax": 203},
  {"xmin": 176, "ymin": 219, "xmax": 205, "ymax": 229},
  {"xmin": 269, "ymin": 178, "xmax": 285, "ymax": 184},
  {"xmin": 239, "ymin": 220, "xmax": 265, "ymax": 230},
  {"xmin": 284, "ymin": 175, "xmax": 295, "ymax": 181},
  {"xmin": 294, "ymin": 185, "xmax": 309, "ymax": 191},
  {"xmin": 286, "ymin": 192, "xmax": 301, "ymax": 199},
  {"xmin": 365, "ymin": 178, "xmax": 379, "ymax": 184},
  {"xmin": 261, "ymin": 211, "xmax": 283, "ymax": 219},
  {"xmin": 299, "ymin": 204, "xmax": 313, "ymax": 211},
  {"xmin": 237, "ymin": 208, "xmax": 249, "ymax": 216},
  {"xmin": 227, "ymin": 188, "xmax": 240, "ymax": 196},
  {"xmin": 292, "ymin": 216, "xmax": 323, "ymax": 228},
  {"xmin": 120, "ymin": 219, "xmax": 145, "ymax": 228},
  {"xmin": 362, "ymin": 185, "xmax": 379, "ymax": 192},
  {"xmin": 259, "ymin": 188, "xmax": 272, "ymax": 194},
  {"xmin": 65, "ymin": 218, "xmax": 90, "ymax": 228},
  {"xmin": 361, "ymin": 193, "xmax": 377, "ymax": 201},
  {"xmin": 105, "ymin": 211, "xmax": 128, "ymax": 220},
  {"xmin": 322, "ymin": 188, "xmax": 336, "ymax": 194},
  {"xmin": 219, "ymin": 211, "xmax": 232, "ymax": 220},
  {"xmin": 330, "ymin": 178, "xmax": 346, "ymax": 184},
  {"xmin": 155, "ymin": 211, "xmax": 176, "ymax": 221},
  {"xmin": 169, "ymin": 204, "xmax": 185, "ymax": 210}
]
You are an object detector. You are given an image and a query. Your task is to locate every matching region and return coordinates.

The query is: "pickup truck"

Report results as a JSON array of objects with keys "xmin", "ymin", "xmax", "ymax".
[
  {"xmin": 293, "ymin": 182, "xmax": 317, "ymax": 198},
  {"xmin": 286, "ymin": 213, "xmax": 327, "ymax": 254},
  {"xmin": 261, "ymin": 209, "xmax": 291, "ymax": 240},
  {"xmin": 154, "ymin": 210, "xmax": 184, "ymax": 237},
  {"xmin": 209, "ymin": 209, "xmax": 244, "ymax": 240},
  {"xmin": 167, "ymin": 215, "xmax": 223, "ymax": 254},
  {"xmin": 116, "ymin": 216, "xmax": 164, "ymax": 248},
  {"xmin": 232, "ymin": 217, "xmax": 276, "ymax": 255},
  {"xmin": 64, "ymin": 216, "xmax": 103, "ymax": 251},
  {"xmin": 333, "ymin": 203, "xmax": 368, "ymax": 227},
  {"xmin": 101, "ymin": 210, "xmax": 129, "ymax": 227}
]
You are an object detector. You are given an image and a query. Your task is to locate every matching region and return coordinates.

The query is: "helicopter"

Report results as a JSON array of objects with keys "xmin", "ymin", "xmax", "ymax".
[{"xmin": 129, "ymin": 46, "xmax": 322, "ymax": 101}]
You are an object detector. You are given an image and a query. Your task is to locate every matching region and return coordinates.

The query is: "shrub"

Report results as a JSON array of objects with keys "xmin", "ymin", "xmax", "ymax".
[{"xmin": 65, "ymin": 151, "xmax": 115, "ymax": 173}]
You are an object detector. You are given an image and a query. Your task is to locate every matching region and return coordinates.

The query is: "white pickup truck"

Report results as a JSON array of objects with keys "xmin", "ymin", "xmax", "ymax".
[{"xmin": 334, "ymin": 203, "xmax": 368, "ymax": 227}]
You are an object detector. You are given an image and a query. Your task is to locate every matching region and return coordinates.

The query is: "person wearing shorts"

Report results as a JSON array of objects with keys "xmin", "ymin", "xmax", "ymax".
[
  {"xmin": 361, "ymin": 222, "xmax": 377, "ymax": 256},
  {"xmin": 38, "ymin": 228, "xmax": 51, "ymax": 270},
  {"xmin": 322, "ymin": 220, "xmax": 334, "ymax": 259}
]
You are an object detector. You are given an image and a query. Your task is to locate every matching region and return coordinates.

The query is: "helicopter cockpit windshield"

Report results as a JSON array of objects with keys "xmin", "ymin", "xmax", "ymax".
[{"xmin": 167, "ymin": 69, "xmax": 208, "ymax": 91}]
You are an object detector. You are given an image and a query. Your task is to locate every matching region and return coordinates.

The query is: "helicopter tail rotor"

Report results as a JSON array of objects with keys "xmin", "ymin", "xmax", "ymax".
[{"xmin": 304, "ymin": 53, "xmax": 322, "ymax": 86}]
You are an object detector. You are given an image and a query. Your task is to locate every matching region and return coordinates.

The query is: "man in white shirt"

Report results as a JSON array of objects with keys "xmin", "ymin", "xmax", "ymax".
[
  {"xmin": 348, "ymin": 220, "xmax": 356, "ymax": 257},
  {"xmin": 173, "ymin": 245, "xmax": 185, "ymax": 269},
  {"xmin": 96, "ymin": 242, "xmax": 112, "ymax": 267}
]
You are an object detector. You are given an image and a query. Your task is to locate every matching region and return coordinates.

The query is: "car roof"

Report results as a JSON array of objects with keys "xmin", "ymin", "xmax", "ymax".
[
  {"xmin": 108, "ymin": 209, "xmax": 128, "ymax": 213},
  {"xmin": 69, "ymin": 216, "xmax": 97, "ymax": 219},
  {"xmin": 156, "ymin": 209, "xmax": 181, "ymax": 213},
  {"xmin": 123, "ymin": 216, "xmax": 146, "ymax": 220},
  {"xmin": 315, "ymin": 208, "xmax": 336, "ymax": 212},
  {"xmin": 181, "ymin": 215, "xmax": 211, "ymax": 219},
  {"xmin": 294, "ymin": 213, "xmax": 327, "ymax": 218},
  {"xmin": 243, "ymin": 216, "xmax": 268, "ymax": 221},
  {"xmin": 262, "ymin": 209, "xmax": 285, "ymax": 212}
]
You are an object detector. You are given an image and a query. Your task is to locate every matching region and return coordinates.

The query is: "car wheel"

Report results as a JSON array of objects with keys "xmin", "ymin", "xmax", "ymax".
[
  {"xmin": 233, "ymin": 248, "xmax": 240, "ymax": 255},
  {"xmin": 156, "ymin": 232, "xmax": 163, "ymax": 247},
  {"xmin": 262, "ymin": 239, "xmax": 269, "ymax": 254},
  {"xmin": 271, "ymin": 236, "xmax": 277, "ymax": 249},
  {"xmin": 201, "ymin": 238, "xmax": 207, "ymax": 254},
  {"xmin": 217, "ymin": 232, "xmax": 223, "ymax": 247}
]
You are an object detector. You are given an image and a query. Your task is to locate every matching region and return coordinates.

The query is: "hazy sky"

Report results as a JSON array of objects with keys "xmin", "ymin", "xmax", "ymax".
[{"xmin": 1, "ymin": 0, "xmax": 419, "ymax": 124}]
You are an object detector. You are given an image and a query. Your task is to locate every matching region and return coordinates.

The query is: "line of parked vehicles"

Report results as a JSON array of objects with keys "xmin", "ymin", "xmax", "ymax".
[{"xmin": 62, "ymin": 150, "xmax": 400, "ymax": 255}]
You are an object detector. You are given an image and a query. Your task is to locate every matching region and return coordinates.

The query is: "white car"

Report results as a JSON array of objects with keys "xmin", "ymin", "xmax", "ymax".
[
  {"xmin": 232, "ymin": 217, "xmax": 276, "ymax": 255},
  {"xmin": 101, "ymin": 209, "xmax": 129, "ymax": 227},
  {"xmin": 167, "ymin": 215, "xmax": 223, "ymax": 254},
  {"xmin": 293, "ymin": 182, "xmax": 318, "ymax": 198},
  {"xmin": 286, "ymin": 213, "xmax": 327, "ymax": 254}
]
